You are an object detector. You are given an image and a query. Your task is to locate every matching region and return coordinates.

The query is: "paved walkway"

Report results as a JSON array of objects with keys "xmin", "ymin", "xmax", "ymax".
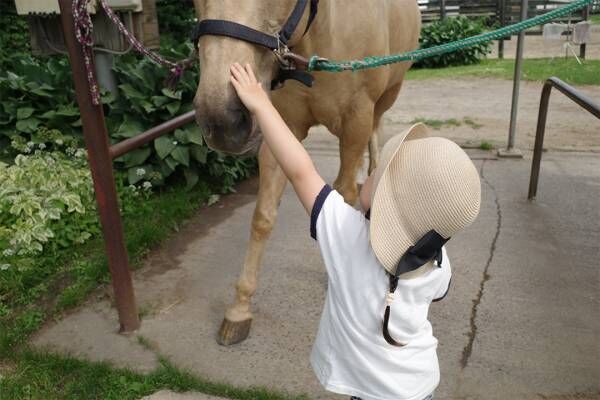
[{"xmin": 32, "ymin": 129, "xmax": 599, "ymax": 399}]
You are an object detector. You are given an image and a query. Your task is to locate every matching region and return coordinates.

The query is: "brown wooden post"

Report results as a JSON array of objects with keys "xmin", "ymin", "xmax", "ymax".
[
  {"xmin": 498, "ymin": 0, "xmax": 506, "ymax": 59},
  {"xmin": 580, "ymin": 4, "xmax": 589, "ymax": 59},
  {"xmin": 58, "ymin": 0, "xmax": 140, "ymax": 332}
]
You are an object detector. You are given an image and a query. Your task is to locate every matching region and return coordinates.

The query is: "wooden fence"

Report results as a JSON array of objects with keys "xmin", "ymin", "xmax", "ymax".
[{"xmin": 418, "ymin": 0, "xmax": 589, "ymax": 27}]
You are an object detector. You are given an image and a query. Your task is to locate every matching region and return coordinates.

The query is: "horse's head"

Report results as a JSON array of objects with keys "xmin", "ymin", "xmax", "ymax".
[{"xmin": 192, "ymin": 0, "xmax": 306, "ymax": 155}]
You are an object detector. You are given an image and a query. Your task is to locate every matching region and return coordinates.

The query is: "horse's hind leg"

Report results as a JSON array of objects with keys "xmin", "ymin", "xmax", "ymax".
[
  {"xmin": 368, "ymin": 129, "xmax": 380, "ymax": 175},
  {"xmin": 218, "ymin": 143, "xmax": 288, "ymax": 345}
]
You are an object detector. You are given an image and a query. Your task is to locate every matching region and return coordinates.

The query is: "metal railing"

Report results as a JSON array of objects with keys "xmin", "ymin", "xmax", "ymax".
[{"xmin": 528, "ymin": 77, "xmax": 600, "ymax": 200}]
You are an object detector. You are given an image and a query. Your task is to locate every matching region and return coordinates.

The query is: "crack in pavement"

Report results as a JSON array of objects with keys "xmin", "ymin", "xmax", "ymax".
[{"xmin": 460, "ymin": 159, "xmax": 502, "ymax": 369}]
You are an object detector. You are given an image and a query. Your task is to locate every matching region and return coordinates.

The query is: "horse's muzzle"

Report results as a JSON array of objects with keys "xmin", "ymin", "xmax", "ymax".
[{"xmin": 197, "ymin": 108, "xmax": 260, "ymax": 156}]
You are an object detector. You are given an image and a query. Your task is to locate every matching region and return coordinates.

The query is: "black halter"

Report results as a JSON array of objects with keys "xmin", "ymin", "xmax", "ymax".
[
  {"xmin": 383, "ymin": 230, "xmax": 449, "ymax": 347},
  {"xmin": 191, "ymin": 0, "xmax": 319, "ymax": 89}
]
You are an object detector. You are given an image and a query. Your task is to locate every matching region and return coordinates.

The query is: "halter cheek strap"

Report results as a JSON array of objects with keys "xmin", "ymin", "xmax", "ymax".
[
  {"xmin": 190, "ymin": 0, "xmax": 319, "ymax": 89},
  {"xmin": 382, "ymin": 230, "xmax": 449, "ymax": 347}
]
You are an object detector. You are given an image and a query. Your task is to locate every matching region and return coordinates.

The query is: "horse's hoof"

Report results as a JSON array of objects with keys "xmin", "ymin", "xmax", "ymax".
[{"xmin": 217, "ymin": 317, "xmax": 252, "ymax": 345}]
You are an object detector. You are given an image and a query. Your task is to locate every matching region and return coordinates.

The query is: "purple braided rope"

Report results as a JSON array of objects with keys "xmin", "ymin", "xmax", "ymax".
[
  {"xmin": 72, "ymin": 0, "xmax": 192, "ymax": 105},
  {"xmin": 73, "ymin": 0, "xmax": 101, "ymax": 104}
]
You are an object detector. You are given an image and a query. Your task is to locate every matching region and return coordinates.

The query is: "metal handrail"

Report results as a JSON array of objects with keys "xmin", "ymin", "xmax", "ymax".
[
  {"xmin": 110, "ymin": 111, "xmax": 196, "ymax": 159},
  {"xmin": 528, "ymin": 77, "xmax": 600, "ymax": 200}
]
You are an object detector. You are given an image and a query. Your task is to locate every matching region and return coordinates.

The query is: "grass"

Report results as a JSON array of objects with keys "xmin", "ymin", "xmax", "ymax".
[
  {"xmin": 591, "ymin": 14, "xmax": 600, "ymax": 24},
  {"xmin": 0, "ymin": 350, "xmax": 307, "ymax": 400},
  {"xmin": 410, "ymin": 117, "xmax": 460, "ymax": 129},
  {"xmin": 410, "ymin": 116, "xmax": 484, "ymax": 130},
  {"xmin": 479, "ymin": 141, "xmax": 494, "ymax": 150},
  {"xmin": 406, "ymin": 58, "xmax": 600, "ymax": 86}
]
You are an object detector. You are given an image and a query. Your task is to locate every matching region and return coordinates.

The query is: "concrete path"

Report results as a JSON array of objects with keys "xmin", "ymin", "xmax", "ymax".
[
  {"xmin": 141, "ymin": 391, "xmax": 226, "ymax": 400},
  {"xmin": 32, "ymin": 127, "xmax": 599, "ymax": 399}
]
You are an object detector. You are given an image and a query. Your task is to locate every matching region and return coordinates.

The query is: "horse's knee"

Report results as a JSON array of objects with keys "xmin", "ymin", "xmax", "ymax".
[
  {"xmin": 334, "ymin": 180, "xmax": 359, "ymax": 205},
  {"xmin": 235, "ymin": 278, "xmax": 257, "ymax": 299},
  {"xmin": 251, "ymin": 208, "xmax": 276, "ymax": 242}
]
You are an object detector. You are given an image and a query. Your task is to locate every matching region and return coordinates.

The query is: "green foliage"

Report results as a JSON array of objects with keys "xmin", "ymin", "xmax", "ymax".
[
  {"xmin": 0, "ymin": 152, "xmax": 97, "ymax": 264},
  {"xmin": 0, "ymin": 39, "xmax": 256, "ymax": 189},
  {"xmin": 415, "ymin": 16, "xmax": 492, "ymax": 68},
  {"xmin": 0, "ymin": 55, "xmax": 80, "ymax": 153},
  {"xmin": 0, "ymin": 351, "xmax": 309, "ymax": 400},
  {"xmin": 0, "ymin": 1, "xmax": 30, "ymax": 70},
  {"xmin": 156, "ymin": 0, "xmax": 197, "ymax": 39}
]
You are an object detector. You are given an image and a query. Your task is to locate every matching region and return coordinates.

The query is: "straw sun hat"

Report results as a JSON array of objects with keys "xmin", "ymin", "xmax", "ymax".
[{"xmin": 369, "ymin": 123, "xmax": 481, "ymax": 276}]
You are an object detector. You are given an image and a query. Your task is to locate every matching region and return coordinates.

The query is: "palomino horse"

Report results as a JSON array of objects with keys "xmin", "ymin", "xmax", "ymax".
[{"xmin": 192, "ymin": 0, "xmax": 421, "ymax": 345}]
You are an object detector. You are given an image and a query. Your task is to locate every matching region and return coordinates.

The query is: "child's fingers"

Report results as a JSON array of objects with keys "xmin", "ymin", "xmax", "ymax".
[
  {"xmin": 231, "ymin": 63, "xmax": 250, "ymax": 85},
  {"xmin": 245, "ymin": 63, "xmax": 257, "ymax": 84},
  {"xmin": 230, "ymin": 76, "xmax": 243, "ymax": 93},
  {"xmin": 230, "ymin": 65, "xmax": 246, "ymax": 85}
]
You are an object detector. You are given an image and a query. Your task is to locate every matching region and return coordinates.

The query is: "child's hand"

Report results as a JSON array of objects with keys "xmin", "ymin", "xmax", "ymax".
[{"xmin": 230, "ymin": 63, "xmax": 271, "ymax": 114}]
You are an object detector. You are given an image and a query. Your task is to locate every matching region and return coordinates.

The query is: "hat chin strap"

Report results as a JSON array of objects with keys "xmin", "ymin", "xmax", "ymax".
[{"xmin": 382, "ymin": 230, "xmax": 449, "ymax": 347}]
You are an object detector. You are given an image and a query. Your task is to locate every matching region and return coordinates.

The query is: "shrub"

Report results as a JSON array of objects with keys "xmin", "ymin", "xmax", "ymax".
[
  {"xmin": 415, "ymin": 16, "xmax": 492, "ymax": 69},
  {"xmin": 0, "ymin": 1, "xmax": 30, "ymax": 70},
  {"xmin": 0, "ymin": 149, "xmax": 154, "ymax": 272},
  {"xmin": 156, "ymin": 0, "xmax": 197, "ymax": 40},
  {"xmin": 0, "ymin": 151, "xmax": 97, "ymax": 267}
]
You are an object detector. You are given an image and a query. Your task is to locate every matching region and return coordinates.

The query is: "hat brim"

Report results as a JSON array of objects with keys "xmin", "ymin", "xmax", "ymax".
[{"xmin": 369, "ymin": 123, "xmax": 430, "ymax": 274}]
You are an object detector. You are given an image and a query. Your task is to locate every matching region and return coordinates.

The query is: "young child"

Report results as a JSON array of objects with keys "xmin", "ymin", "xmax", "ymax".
[{"xmin": 230, "ymin": 63, "xmax": 481, "ymax": 400}]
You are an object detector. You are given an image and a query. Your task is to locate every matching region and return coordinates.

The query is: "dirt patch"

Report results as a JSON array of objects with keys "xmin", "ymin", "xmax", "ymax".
[
  {"xmin": 385, "ymin": 77, "xmax": 600, "ymax": 151},
  {"xmin": 0, "ymin": 360, "xmax": 15, "ymax": 377}
]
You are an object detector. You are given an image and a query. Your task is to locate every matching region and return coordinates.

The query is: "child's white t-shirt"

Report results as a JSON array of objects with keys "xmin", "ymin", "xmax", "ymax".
[{"xmin": 309, "ymin": 186, "xmax": 451, "ymax": 400}]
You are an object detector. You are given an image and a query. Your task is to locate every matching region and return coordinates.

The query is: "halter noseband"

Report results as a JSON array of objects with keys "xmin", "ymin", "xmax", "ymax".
[{"xmin": 191, "ymin": 0, "xmax": 319, "ymax": 89}]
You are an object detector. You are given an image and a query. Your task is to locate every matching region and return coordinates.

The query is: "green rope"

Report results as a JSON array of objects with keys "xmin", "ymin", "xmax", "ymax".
[{"xmin": 307, "ymin": 0, "xmax": 594, "ymax": 72}]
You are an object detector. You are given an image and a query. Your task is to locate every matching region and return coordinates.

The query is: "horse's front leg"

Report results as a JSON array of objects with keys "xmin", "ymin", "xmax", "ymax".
[
  {"xmin": 217, "ymin": 143, "xmax": 288, "ymax": 345},
  {"xmin": 333, "ymin": 102, "xmax": 375, "ymax": 205}
]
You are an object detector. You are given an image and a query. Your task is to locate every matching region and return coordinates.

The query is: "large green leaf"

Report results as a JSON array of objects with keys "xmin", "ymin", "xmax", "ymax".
[
  {"xmin": 119, "ymin": 84, "xmax": 145, "ymax": 100},
  {"xmin": 174, "ymin": 129, "xmax": 189, "ymax": 144},
  {"xmin": 154, "ymin": 136, "xmax": 177, "ymax": 159},
  {"xmin": 116, "ymin": 115, "xmax": 144, "ymax": 138},
  {"xmin": 161, "ymin": 88, "xmax": 182, "ymax": 100},
  {"xmin": 171, "ymin": 146, "xmax": 190, "ymax": 167},
  {"xmin": 190, "ymin": 144, "xmax": 208, "ymax": 164},
  {"xmin": 164, "ymin": 155, "xmax": 179, "ymax": 171},
  {"xmin": 16, "ymin": 107, "xmax": 34, "ymax": 120},
  {"xmin": 151, "ymin": 96, "xmax": 170, "ymax": 107},
  {"xmin": 187, "ymin": 125, "xmax": 204, "ymax": 145},
  {"xmin": 16, "ymin": 117, "xmax": 41, "ymax": 133},
  {"xmin": 166, "ymin": 101, "xmax": 181, "ymax": 116},
  {"xmin": 117, "ymin": 148, "xmax": 151, "ymax": 168}
]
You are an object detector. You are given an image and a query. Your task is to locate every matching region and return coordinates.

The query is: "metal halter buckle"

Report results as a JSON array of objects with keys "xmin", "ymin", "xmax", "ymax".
[{"xmin": 273, "ymin": 36, "xmax": 310, "ymax": 71}]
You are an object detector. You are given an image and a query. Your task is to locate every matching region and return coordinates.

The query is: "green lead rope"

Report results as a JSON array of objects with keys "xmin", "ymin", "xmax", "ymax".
[{"xmin": 307, "ymin": 0, "xmax": 594, "ymax": 72}]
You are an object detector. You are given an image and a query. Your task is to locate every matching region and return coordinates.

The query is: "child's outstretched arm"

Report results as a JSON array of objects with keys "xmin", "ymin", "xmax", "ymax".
[{"xmin": 230, "ymin": 63, "xmax": 325, "ymax": 215}]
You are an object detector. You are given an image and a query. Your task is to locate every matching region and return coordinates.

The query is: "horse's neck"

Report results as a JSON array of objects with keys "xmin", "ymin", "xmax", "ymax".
[
  {"xmin": 296, "ymin": 0, "xmax": 368, "ymax": 58},
  {"xmin": 295, "ymin": 0, "xmax": 334, "ymax": 56}
]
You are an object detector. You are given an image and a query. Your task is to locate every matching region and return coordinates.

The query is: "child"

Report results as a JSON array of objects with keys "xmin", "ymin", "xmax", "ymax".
[{"xmin": 230, "ymin": 63, "xmax": 481, "ymax": 400}]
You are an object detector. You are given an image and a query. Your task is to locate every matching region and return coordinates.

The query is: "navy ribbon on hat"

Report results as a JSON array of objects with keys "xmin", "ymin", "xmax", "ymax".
[{"xmin": 383, "ymin": 230, "xmax": 449, "ymax": 347}]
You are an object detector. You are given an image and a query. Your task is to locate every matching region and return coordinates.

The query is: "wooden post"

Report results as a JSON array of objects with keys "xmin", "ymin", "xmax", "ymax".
[
  {"xmin": 498, "ymin": 0, "xmax": 506, "ymax": 59},
  {"xmin": 580, "ymin": 4, "xmax": 589, "ymax": 59}
]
